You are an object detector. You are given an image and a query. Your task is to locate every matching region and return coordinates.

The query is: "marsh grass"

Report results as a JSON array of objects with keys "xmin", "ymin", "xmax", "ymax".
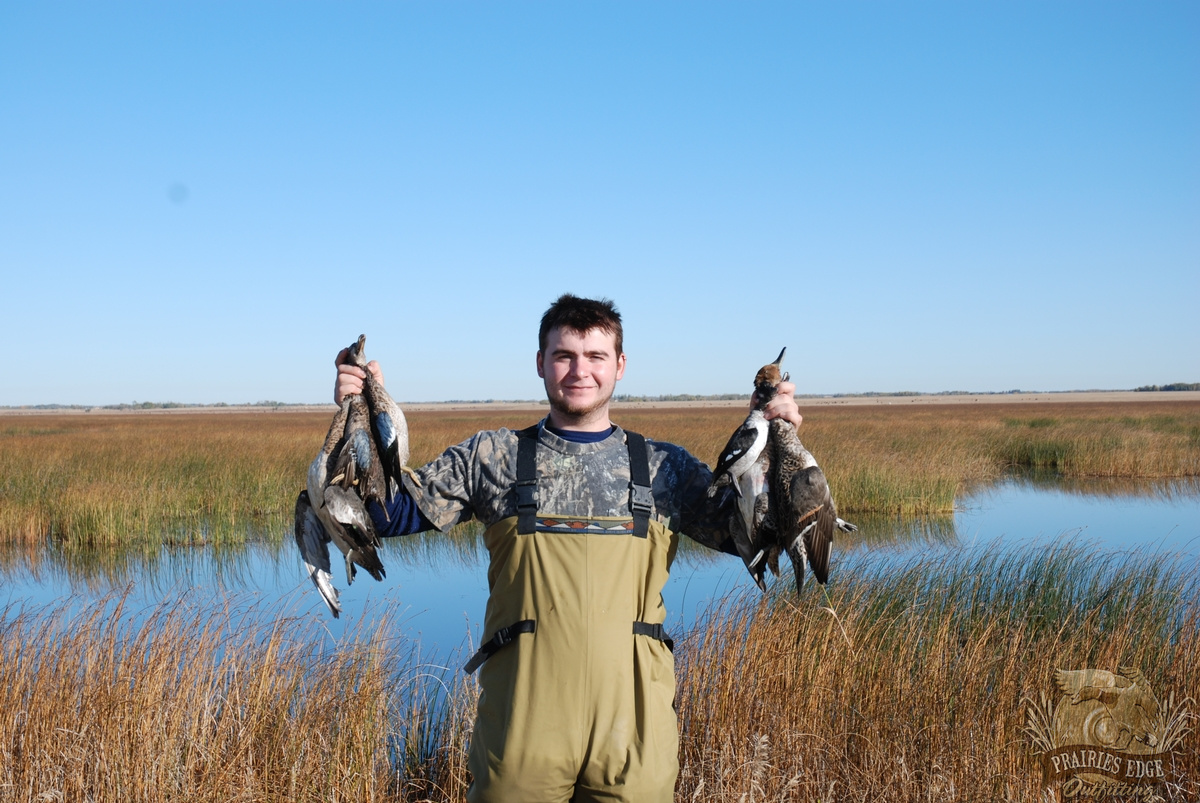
[
  {"xmin": 2, "ymin": 543, "xmax": 1194, "ymax": 801},
  {"xmin": 0, "ymin": 414, "xmax": 317, "ymax": 547},
  {"xmin": 674, "ymin": 541, "xmax": 1200, "ymax": 802},
  {"xmin": 0, "ymin": 592, "xmax": 476, "ymax": 803},
  {"xmin": 2, "ymin": 400, "xmax": 1197, "ymax": 546}
]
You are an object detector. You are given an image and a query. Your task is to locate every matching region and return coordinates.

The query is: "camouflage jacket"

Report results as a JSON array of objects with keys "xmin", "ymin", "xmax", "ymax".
[{"xmin": 400, "ymin": 420, "xmax": 736, "ymax": 552}]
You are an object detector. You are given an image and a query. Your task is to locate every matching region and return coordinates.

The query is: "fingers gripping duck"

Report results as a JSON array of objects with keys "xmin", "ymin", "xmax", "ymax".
[{"xmin": 294, "ymin": 335, "xmax": 413, "ymax": 617}]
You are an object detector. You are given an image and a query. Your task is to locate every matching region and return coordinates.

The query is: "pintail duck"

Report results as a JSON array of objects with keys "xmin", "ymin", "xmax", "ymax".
[
  {"xmin": 707, "ymin": 349, "xmax": 783, "ymax": 500},
  {"xmin": 712, "ymin": 348, "xmax": 857, "ymax": 593}
]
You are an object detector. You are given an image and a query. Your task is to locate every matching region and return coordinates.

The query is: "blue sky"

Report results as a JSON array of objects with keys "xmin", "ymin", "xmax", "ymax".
[{"xmin": 1, "ymin": 2, "xmax": 1196, "ymax": 405}]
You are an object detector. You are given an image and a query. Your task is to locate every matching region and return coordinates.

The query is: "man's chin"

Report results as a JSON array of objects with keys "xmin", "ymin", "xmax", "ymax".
[{"xmin": 549, "ymin": 395, "xmax": 610, "ymax": 420}]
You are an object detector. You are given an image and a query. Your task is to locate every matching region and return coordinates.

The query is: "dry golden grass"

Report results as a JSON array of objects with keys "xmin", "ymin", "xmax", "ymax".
[
  {"xmin": 0, "ymin": 593, "xmax": 476, "ymax": 803},
  {"xmin": 2, "ymin": 400, "xmax": 1197, "ymax": 545},
  {"xmin": 675, "ymin": 543, "xmax": 1200, "ymax": 801},
  {"xmin": 2, "ymin": 544, "xmax": 1195, "ymax": 802}
]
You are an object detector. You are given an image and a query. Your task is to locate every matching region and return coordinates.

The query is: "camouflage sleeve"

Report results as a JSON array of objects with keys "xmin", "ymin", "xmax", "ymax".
[
  {"xmin": 398, "ymin": 428, "xmax": 519, "ymax": 533},
  {"xmin": 649, "ymin": 441, "xmax": 739, "ymax": 555}
]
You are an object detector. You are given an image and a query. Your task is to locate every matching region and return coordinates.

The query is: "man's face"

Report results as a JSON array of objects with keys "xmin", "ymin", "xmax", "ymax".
[{"xmin": 536, "ymin": 326, "xmax": 626, "ymax": 422}]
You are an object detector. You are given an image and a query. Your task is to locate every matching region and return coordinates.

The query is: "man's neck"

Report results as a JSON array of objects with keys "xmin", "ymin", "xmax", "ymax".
[{"xmin": 546, "ymin": 406, "xmax": 612, "ymax": 433}]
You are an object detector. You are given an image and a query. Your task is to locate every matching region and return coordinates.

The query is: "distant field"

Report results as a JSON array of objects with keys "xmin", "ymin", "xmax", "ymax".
[
  {"xmin": 4, "ymin": 388, "xmax": 1199, "ymax": 415},
  {"xmin": 1, "ymin": 399, "xmax": 1197, "ymax": 546}
]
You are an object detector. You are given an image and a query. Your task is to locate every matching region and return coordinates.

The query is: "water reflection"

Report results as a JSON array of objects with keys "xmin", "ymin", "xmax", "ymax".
[
  {"xmin": 2, "ymin": 535, "xmax": 296, "ymax": 595},
  {"xmin": 2, "ymin": 476, "xmax": 1197, "ymax": 655},
  {"xmin": 835, "ymin": 512, "xmax": 959, "ymax": 552},
  {"xmin": 1001, "ymin": 471, "xmax": 1200, "ymax": 500}
]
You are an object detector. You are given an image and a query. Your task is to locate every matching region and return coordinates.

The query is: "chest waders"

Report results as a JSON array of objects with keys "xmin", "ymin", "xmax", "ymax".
[{"xmin": 463, "ymin": 427, "xmax": 680, "ymax": 803}]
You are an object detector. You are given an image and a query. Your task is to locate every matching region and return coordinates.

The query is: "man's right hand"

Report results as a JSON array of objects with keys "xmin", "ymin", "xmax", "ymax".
[{"xmin": 334, "ymin": 348, "xmax": 385, "ymax": 404}]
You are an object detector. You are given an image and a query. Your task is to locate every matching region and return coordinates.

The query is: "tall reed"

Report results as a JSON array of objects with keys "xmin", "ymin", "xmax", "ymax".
[
  {"xmin": 0, "ymin": 593, "xmax": 475, "ymax": 803},
  {"xmin": 2, "ymin": 543, "xmax": 1194, "ymax": 801},
  {"xmin": 675, "ymin": 541, "xmax": 1200, "ymax": 801}
]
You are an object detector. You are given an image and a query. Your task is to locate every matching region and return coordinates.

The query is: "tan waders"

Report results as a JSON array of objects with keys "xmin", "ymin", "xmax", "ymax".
[{"xmin": 463, "ymin": 428, "xmax": 680, "ymax": 803}]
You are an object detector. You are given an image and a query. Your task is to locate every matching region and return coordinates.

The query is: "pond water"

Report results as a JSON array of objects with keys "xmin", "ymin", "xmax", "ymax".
[{"xmin": 3, "ymin": 476, "xmax": 1198, "ymax": 663}]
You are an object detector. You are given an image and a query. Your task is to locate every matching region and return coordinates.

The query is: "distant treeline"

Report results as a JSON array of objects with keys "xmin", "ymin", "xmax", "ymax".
[
  {"xmin": 1135, "ymin": 383, "xmax": 1200, "ymax": 392},
  {"xmin": 6, "ymin": 384, "xmax": 1199, "ymax": 411},
  {"xmin": 10, "ymin": 401, "xmax": 301, "ymax": 411},
  {"xmin": 614, "ymin": 393, "xmax": 746, "ymax": 402}
]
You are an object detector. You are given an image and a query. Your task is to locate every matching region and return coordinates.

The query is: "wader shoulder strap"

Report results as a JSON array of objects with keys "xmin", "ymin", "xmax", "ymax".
[
  {"xmin": 517, "ymin": 424, "xmax": 650, "ymax": 536},
  {"xmin": 625, "ymin": 430, "xmax": 652, "ymax": 538},
  {"xmin": 515, "ymin": 424, "xmax": 540, "ymax": 535}
]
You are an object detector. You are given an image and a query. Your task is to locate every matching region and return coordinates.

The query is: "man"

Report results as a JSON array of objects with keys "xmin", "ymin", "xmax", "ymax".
[{"xmin": 335, "ymin": 294, "xmax": 802, "ymax": 803}]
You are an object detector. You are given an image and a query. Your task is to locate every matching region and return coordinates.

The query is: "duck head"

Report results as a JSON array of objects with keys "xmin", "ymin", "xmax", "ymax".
[
  {"xmin": 752, "ymin": 348, "xmax": 787, "ymax": 407},
  {"xmin": 347, "ymin": 334, "xmax": 368, "ymax": 368}
]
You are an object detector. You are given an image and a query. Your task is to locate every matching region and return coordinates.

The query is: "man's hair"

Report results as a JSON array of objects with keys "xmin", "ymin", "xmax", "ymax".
[{"xmin": 538, "ymin": 294, "xmax": 624, "ymax": 355}]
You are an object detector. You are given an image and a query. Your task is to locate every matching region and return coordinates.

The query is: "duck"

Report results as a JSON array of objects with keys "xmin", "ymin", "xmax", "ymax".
[
  {"xmin": 330, "ymin": 393, "xmax": 389, "ymax": 518},
  {"xmin": 707, "ymin": 348, "xmax": 784, "ymax": 500},
  {"xmin": 303, "ymin": 394, "xmax": 387, "ymax": 588},
  {"xmin": 715, "ymin": 349, "xmax": 857, "ymax": 593},
  {"xmin": 296, "ymin": 337, "xmax": 408, "ymax": 614},
  {"xmin": 344, "ymin": 334, "xmax": 414, "ymax": 497},
  {"xmin": 709, "ymin": 350, "xmax": 786, "ymax": 579},
  {"xmin": 756, "ymin": 349, "xmax": 857, "ymax": 593},
  {"xmin": 294, "ymin": 490, "xmax": 340, "ymax": 617}
]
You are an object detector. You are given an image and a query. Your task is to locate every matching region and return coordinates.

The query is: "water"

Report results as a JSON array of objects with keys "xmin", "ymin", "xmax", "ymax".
[
  {"xmin": 3, "ymin": 476, "xmax": 1198, "ymax": 662},
  {"xmin": 956, "ymin": 475, "xmax": 1200, "ymax": 556}
]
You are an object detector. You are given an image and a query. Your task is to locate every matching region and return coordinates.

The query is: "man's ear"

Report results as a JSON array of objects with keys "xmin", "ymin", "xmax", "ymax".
[
  {"xmin": 536, "ymin": 351, "xmax": 545, "ymax": 379},
  {"xmin": 615, "ymin": 352, "xmax": 626, "ymax": 381}
]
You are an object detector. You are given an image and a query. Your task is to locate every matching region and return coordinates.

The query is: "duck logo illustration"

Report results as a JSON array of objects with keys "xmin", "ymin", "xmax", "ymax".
[{"xmin": 1024, "ymin": 666, "xmax": 1192, "ymax": 800}]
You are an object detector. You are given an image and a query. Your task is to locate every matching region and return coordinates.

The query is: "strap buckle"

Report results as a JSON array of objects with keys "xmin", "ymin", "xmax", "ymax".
[
  {"xmin": 630, "ymin": 483, "xmax": 653, "ymax": 516},
  {"xmin": 463, "ymin": 619, "xmax": 536, "ymax": 674},
  {"xmin": 515, "ymin": 480, "xmax": 538, "ymax": 509},
  {"xmin": 493, "ymin": 624, "xmax": 517, "ymax": 647},
  {"xmin": 633, "ymin": 620, "xmax": 674, "ymax": 652}
]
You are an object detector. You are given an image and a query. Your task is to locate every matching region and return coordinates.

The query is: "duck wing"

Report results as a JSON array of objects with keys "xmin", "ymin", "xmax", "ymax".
[
  {"xmin": 294, "ymin": 491, "xmax": 341, "ymax": 618},
  {"xmin": 363, "ymin": 373, "xmax": 409, "ymax": 496},
  {"xmin": 787, "ymin": 465, "xmax": 835, "ymax": 587},
  {"xmin": 307, "ymin": 398, "xmax": 351, "ymax": 507},
  {"xmin": 729, "ymin": 458, "xmax": 771, "ymax": 587},
  {"xmin": 323, "ymin": 484, "xmax": 386, "ymax": 584}
]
